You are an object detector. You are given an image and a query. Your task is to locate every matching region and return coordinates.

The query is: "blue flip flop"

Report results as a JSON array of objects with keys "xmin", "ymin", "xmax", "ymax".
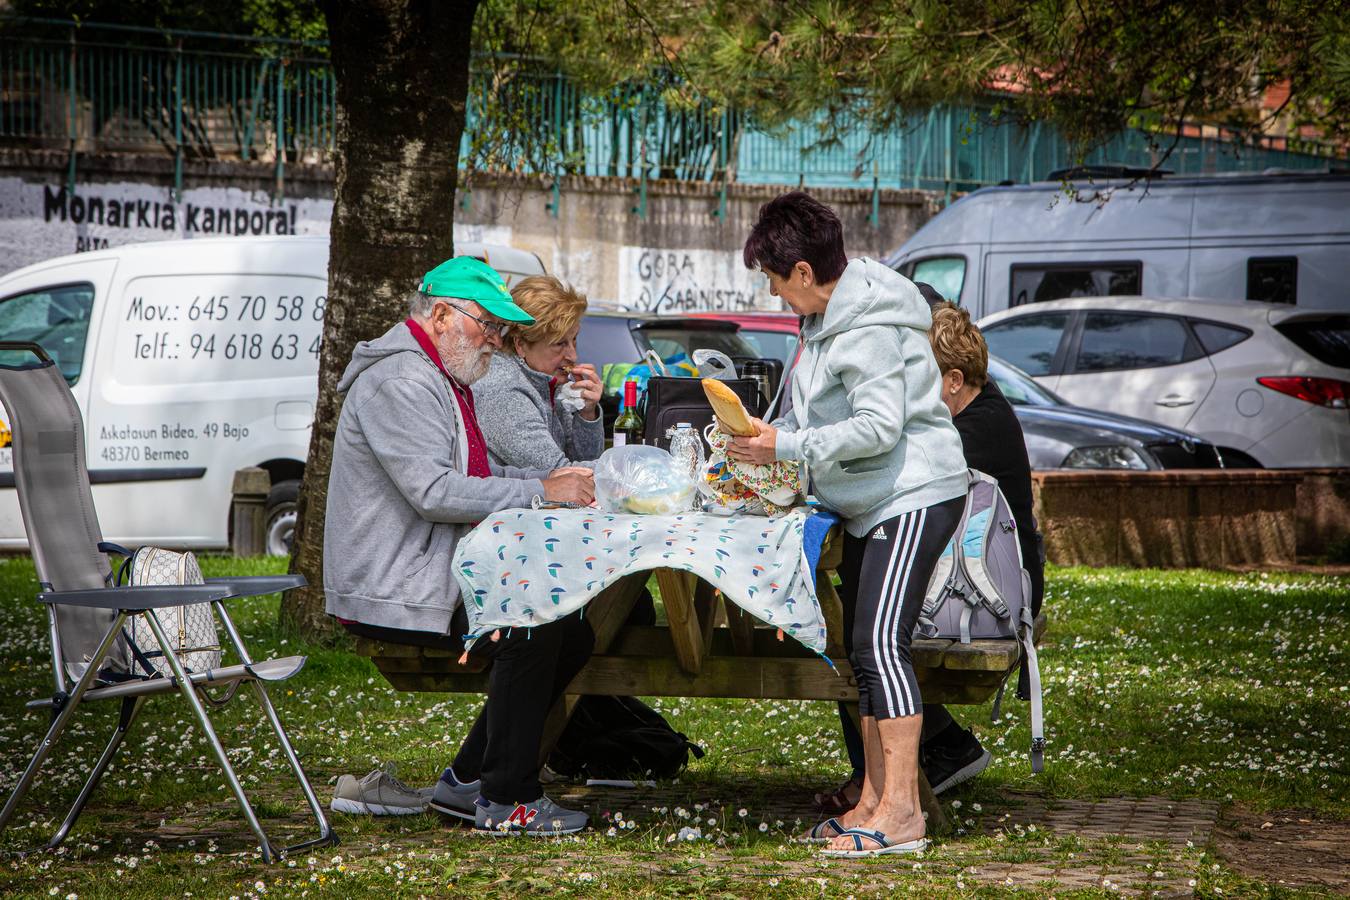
[
  {"xmin": 803, "ymin": 817, "xmax": 846, "ymax": 843},
  {"xmin": 819, "ymin": 827, "xmax": 929, "ymax": 858}
]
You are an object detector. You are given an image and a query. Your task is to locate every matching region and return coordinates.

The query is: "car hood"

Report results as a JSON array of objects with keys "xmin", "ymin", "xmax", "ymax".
[{"xmin": 1013, "ymin": 403, "xmax": 1206, "ymax": 445}]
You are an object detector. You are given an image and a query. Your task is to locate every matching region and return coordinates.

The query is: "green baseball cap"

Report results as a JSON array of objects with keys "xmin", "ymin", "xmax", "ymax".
[{"xmin": 419, "ymin": 256, "xmax": 535, "ymax": 324}]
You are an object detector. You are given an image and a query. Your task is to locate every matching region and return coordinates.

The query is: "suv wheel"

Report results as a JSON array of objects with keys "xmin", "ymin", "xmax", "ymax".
[{"xmin": 264, "ymin": 479, "xmax": 301, "ymax": 556}]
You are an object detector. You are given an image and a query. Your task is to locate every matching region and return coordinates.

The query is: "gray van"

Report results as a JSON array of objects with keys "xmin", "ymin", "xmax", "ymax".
[{"xmin": 885, "ymin": 171, "xmax": 1350, "ymax": 317}]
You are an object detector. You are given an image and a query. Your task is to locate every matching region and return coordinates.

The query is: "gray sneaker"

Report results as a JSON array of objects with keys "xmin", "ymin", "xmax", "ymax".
[
  {"xmin": 330, "ymin": 764, "xmax": 428, "ymax": 816},
  {"xmin": 473, "ymin": 795, "xmax": 589, "ymax": 836},
  {"xmin": 428, "ymin": 767, "xmax": 480, "ymax": 821}
]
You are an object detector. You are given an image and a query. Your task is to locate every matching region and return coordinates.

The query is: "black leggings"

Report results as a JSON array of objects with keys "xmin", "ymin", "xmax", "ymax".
[{"xmin": 838, "ymin": 497, "xmax": 963, "ymax": 720}]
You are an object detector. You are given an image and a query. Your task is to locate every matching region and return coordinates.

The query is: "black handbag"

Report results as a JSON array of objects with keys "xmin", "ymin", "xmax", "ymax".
[{"xmin": 642, "ymin": 376, "xmax": 763, "ymax": 451}]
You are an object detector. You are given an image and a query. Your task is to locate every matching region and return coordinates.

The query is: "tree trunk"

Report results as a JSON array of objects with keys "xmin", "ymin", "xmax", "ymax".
[{"xmin": 283, "ymin": 0, "xmax": 481, "ymax": 637}]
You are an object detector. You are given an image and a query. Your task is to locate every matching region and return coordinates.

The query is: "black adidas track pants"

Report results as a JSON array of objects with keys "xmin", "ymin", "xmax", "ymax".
[{"xmin": 838, "ymin": 496, "xmax": 964, "ymax": 720}]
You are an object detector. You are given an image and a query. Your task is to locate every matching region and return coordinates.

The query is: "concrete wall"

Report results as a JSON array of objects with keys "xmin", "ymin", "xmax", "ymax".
[
  {"xmin": 0, "ymin": 150, "xmax": 938, "ymax": 309},
  {"xmin": 457, "ymin": 174, "xmax": 937, "ymax": 310},
  {"xmin": 1295, "ymin": 469, "xmax": 1350, "ymax": 558},
  {"xmin": 1031, "ymin": 470, "xmax": 1312, "ymax": 568}
]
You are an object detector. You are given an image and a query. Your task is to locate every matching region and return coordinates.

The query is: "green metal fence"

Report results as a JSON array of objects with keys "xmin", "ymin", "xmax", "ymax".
[
  {"xmin": 0, "ymin": 20, "xmax": 332, "ymax": 195},
  {"xmin": 1, "ymin": 19, "xmax": 1343, "ymax": 202}
]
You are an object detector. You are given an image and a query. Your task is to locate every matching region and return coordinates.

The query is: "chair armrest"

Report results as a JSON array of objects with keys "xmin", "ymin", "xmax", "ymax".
[
  {"xmin": 39, "ymin": 584, "xmax": 233, "ymax": 610},
  {"xmin": 204, "ymin": 575, "xmax": 307, "ymax": 598}
]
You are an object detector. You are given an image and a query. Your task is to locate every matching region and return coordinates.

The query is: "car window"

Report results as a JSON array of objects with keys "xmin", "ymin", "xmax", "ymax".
[
  {"xmin": 576, "ymin": 316, "xmax": 638, "ymax": 370},
  {"xmin": 1075, "ymin": 313, "xmax": 1200, "ymax": 372},
  {"xmin": 634, "ymin": 327, "xmax": 757, "ymax": 363},
  {"xmin": 1190, "ymin": 320, "xmax": 1251, "ymax": 356},
  {"xmin": 1275, "ymin": 316, "xmax": 1350, "ymax": 369},
  {"xmin": 982, "ymin": 313, "xmax": 1069, "ymax": 376},
  {"xmin": 987, "ymin": 357, "xmax": 1060, "ymax": 406},
  {"xmin": 736, "ymin": 329, "xmax": 799, "ymax": 367},
  {"xmin": 909, "ymin": 257, "xmax": 965, "ymax": 302},
  {"xmin": 1010, "ymin": 262, "xmax": 1140, "ymax": 306},
  {"xmin": 0, "ymin": 283, "xmax": 96, "ymax": 385}
]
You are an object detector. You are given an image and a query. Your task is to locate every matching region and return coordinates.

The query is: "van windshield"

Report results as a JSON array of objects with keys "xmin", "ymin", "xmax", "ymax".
[
  {"xmin": 0, "ymin": 283, "xmax": 95, "ymax": 385},
  {"xmin": 909, "ymin": 257, "xmax": 965, "ymax": 302}
]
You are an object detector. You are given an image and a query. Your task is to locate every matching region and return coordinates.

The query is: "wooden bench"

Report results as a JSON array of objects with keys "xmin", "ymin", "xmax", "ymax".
[{"xmin": 352, "ymin": 533, "xmax": 1045, "ymax": 831}]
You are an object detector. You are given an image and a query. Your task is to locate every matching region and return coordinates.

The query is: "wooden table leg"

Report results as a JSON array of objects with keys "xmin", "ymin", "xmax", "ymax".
[
  {"xmin": 537, "ymin": 572, "xmax": 647, "ymax": 767},
  {"xmin": 723, "ymin": 602, "xmax": 756, "ymax": 656},
  {"xmin": 816, "ymin": 572, "xmax": 847, "ymax": 659},
  {"xmin": 538, "ymin": 694, "xmax": 581, "ymax": 768},
  {"xmin": 657, "ymin": 568, "xmax": 704, "ymax": 675},
  {"xmin": 693, "ymin": 580, "xmax": 718, "ymax": 656},
  {"xmin": 585, "ymin": 571, "xmax": 648, "ymax": 652},
  {"xmin": 918, "ymin": 767, "xmax": 949, "ymax": 835}
]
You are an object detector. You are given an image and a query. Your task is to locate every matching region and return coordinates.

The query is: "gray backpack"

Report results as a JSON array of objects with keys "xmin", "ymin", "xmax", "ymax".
[{"xmin": 918, "ymin": 469, "xmax": 1044, "ymax": 773}]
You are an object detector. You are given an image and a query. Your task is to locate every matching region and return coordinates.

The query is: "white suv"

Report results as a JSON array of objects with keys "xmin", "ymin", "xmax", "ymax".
[{"xmin": 978, "ymin": 297, "xmax": 1349, "ymax": 468}]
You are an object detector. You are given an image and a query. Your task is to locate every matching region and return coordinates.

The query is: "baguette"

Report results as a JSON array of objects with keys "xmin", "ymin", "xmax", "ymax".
[{"xmin": 702, "ymin": 378, "xmax": 759, "ymax": 436}]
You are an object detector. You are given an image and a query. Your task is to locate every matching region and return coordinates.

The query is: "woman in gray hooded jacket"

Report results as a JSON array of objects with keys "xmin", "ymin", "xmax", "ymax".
[
  {"xmin": 472, "ymin": 275, "xmax": 606, "ymax": 470},
  {"xmin": 729, "ymin": 192, "xmax": 967, "ymax": 857}
]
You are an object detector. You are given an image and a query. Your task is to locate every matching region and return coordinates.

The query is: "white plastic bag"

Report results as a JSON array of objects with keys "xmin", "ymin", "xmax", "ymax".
[{"xmin": 594, "ymin": 445, "xmax": 696, "ymax": 515}]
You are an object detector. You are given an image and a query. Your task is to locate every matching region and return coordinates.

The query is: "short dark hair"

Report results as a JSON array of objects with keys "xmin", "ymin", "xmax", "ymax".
[
  {"xmin": 742, "ymin": 191, "xmax": 848, "ymax": 285},
  {"xmin": 913, "ymin": 281, "xmax": 947, "ymax": 309}
]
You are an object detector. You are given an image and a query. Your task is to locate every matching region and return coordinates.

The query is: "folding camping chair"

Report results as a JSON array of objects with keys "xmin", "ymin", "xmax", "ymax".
[{"xmin": 0, "ymin": 341, "xmax": 335, "ymax": 861}]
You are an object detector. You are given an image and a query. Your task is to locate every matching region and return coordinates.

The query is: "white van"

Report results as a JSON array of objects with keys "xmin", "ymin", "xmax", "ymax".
[
  {"xmin": 0, "ymin": 236, "xmax": 545, "ymax": 553},
  {"xmin": 886, "ymin": 171, "xmax": 1350, "ymax": 318}
]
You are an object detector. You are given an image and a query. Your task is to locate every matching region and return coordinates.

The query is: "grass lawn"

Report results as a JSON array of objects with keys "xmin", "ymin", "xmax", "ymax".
[{"xmin": 0, "ymin": 555, "xmax": 1345, "ymax": 898}]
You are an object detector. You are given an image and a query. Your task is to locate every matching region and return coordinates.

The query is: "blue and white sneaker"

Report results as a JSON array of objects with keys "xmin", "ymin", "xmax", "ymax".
[
  {"xmin": 473, "ymin": 795, "xmax": 588, "ymax": 836},
  {"xmin": 428, "ymin": 767, "xmax": 480, "ymax": 821}
]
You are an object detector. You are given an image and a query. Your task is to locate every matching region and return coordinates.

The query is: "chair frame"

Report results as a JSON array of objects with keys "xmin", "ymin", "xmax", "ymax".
[{"xmin": 0, "ymin": 341, "xmax": 336, "ymax": 861}]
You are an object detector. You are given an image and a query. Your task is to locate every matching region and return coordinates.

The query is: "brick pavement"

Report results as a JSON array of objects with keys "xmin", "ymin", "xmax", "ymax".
[{"xmin": 558, "ymin": 780, "xmax": 1220, "ymax": 896}]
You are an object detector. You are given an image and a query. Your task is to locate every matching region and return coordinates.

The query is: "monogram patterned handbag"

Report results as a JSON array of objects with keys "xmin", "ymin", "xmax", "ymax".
[{"xmin": 124, "ymin": 547, "xmax": 223, "ymax": 676}]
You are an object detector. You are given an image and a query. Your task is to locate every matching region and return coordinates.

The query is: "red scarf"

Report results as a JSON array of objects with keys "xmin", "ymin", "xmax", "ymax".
[{"xmin": 404, "ymin": 319, "xmax": 491, "ymax": 478}]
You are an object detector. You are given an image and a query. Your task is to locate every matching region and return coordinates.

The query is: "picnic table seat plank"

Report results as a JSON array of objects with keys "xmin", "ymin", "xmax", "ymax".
[{"xmin": 356, "ymin": 616, "xmax": 1046, "ymax": 701}]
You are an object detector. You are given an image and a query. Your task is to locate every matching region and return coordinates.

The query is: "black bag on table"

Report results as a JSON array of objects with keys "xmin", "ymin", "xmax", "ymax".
[
  {"xmin": 547, "ymin": 695, "xmax": 705, "ymax": 780},
  {"xmin": 642, "ymin": 376, "xmax": 763, "ymax": 452}
]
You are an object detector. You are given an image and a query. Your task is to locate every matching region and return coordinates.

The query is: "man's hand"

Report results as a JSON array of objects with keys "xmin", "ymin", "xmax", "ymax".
[
  {"xmin": 569, "ymin": 364, "xmax": 603, "ymax": 420},
  {"xmin": 726, "ymin": 418, "xmax": 778, "ymax": 465},
  {"xmin": 542, "ymin": 466, "xmax": 595, "ymax": 505}
]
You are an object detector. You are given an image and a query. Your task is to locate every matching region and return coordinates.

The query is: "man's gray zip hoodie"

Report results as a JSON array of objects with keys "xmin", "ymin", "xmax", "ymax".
[
  {"xmin": 774, "ymin": 257, "xmax": 967, "ymax": 537},
  {"xmin": 324, "ymin": 323, "xmax": 548, "ymax": 634}
]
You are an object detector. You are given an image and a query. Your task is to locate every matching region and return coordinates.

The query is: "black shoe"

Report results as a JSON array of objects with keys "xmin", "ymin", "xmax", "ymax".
[{"xmin": 921, "ymin": 725, "xmax": 991, "ymax": 795}]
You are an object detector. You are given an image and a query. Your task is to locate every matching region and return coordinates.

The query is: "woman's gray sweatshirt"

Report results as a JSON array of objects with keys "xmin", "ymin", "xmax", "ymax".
[
  {"xmin": 773, "ymin": 257, "xmax": 967, "ymax": 537},
  {"xmin": 473, "ymin": 352, "xmax": 606, "ymax": 470}
]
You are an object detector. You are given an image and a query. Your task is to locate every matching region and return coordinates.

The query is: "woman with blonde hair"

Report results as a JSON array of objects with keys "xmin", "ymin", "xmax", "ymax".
[{"xmin": 473, "ymin": 275, "xmax": 605, "ymax": 470}]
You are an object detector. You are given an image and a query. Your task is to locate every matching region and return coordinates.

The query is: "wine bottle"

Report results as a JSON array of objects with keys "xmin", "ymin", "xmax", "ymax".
[{"xmin": 612, "ymin": 379, "xmax": 644, "ymax": 446}]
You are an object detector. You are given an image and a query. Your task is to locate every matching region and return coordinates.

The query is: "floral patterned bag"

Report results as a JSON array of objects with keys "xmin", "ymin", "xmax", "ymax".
[{"xmin": 702, "ymin": 423, "xmax": 803, "ymax": 516}]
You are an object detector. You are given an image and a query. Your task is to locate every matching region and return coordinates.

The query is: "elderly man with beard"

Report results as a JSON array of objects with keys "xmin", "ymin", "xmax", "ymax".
[{"xmin": 324, "ymin": 257, "xmax": 596, "ymax": 834}]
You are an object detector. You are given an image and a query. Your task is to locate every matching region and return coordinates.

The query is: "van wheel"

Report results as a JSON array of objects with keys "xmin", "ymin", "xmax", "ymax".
[{"xmin": 264, "ymin": 480, "xmax": 301, "ymax": 557}]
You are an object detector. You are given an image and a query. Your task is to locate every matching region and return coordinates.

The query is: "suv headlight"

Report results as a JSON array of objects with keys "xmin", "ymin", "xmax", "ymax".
[{"xmin": 1062, "ymin": 445, "xmax": 1151, "ymax": 470}]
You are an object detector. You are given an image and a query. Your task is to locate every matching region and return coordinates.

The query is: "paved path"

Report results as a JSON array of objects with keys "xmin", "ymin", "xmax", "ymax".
[{"xmin": 560, "ymin": 781, "xmax": 1220, "ymax": 896}]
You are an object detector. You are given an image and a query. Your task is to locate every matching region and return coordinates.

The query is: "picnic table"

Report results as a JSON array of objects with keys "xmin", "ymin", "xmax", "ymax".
[{"xmin": 352, "ymin": 528, "xmax": 1045, "ymax": 832}]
